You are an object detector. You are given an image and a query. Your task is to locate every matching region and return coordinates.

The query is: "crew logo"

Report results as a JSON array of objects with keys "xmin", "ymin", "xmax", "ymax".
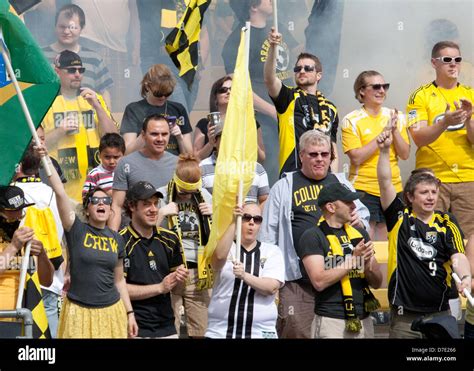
[{"xmin": 408, "ymin": 237, "xmax": 437, "ymax": 260}]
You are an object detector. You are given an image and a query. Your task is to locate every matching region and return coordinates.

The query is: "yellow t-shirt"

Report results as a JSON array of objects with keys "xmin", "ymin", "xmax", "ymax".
[
  {"xmin": 342, "ymin": 107, "xmax": 409, "ymax": 196},
  {"xmin": 406, "ymin": 83, "xmax": 474, "ymax": 182},
  {"xmin": 42, "ymin": 94, "xmax": 115, "ymax": 202}
]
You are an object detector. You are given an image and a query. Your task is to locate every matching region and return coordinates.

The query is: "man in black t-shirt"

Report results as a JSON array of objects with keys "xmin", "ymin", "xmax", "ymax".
[
  {"xmin": 260, "ymin": 130, "xmax": 370, "ymax": 338},
  {"xmin": 120, "ymin": 181, "xmax": 188, "ymax": 338},
  {"xmin": 298, "ymin": 183, "xmax": 382, "ymax": 338},
  {"xmin": 377, "ymin": 130, "xmax": 471, "ymax": 338}
]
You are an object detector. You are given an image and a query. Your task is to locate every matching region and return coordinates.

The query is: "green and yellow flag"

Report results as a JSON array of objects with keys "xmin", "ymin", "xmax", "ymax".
[
  {"xmin": 0, "ymin": 0, "xmax": 60, "ymax": 186},
  {"xmin": 203, "ymin": 28, "xmax": 257, "ymax": 263},
  {"xmin": 165, "ymin": 0, "xmax": 210, "ymax": 89}
]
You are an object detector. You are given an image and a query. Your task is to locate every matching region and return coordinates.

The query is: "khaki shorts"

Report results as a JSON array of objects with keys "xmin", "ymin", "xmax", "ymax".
[
  {"xmin": 437, "ymin": 181, "xmax": 474, "ymax": 236},
  {"xmin": 171, "ymin": 268, "xmax": 211, "ymax": 338},
  {"xmin": 314, "ymin": 315, "xmax": 374, "ymax": 339}
]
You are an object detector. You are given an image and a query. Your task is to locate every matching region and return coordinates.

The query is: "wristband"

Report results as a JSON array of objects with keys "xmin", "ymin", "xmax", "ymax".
[
  {"xmin": 127, "ymin": 310, "xmax": 134, "ymax": 315},
  {"xmin": 461, "ymin": 275, "xmax": 471, "ymax": 281}
]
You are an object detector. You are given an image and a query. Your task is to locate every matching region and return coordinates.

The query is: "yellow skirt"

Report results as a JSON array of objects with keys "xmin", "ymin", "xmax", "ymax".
[{"xmin": 57, "ymin": 297, "xmax": 127, "ymax": 339}]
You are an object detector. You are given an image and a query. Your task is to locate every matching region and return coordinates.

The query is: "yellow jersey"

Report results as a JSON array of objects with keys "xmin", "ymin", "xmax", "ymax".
[
  {"xmin": 407, "ymin": 82, "xmax": 474, "ymax": 182},
  {"xmin": 42, "ymin": 94, "xmax": 115, "ymax": 201},
  {"xmin": 342, "ymin": 107, "xmax": 409, "ymax": 196}
]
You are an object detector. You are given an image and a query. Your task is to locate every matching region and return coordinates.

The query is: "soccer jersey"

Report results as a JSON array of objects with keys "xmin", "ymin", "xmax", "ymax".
[
  {"xmin": 272, "ymin": 85, "xmax": 339, "ymax": 174},
  {"xmin": 384, "ymin": 197, "xmax": 465, "ymax": 313},
  {"xmin": 205, "ymin": 241, "xmax": 284, "ymax": 339},
  {"xmin": 406, "ymin": 82, "xmax": 474, "ymax": 182},
  {"xmin": 120, "ymin": 225, "xmax": 183, "ymax": 338},
  {"xmin": 42, "ymin": 93, "xmax": 115, "ymax": 202},
  {"xmin": 342, "ymin": 107, "xmax": 409, "ymax": 196}
]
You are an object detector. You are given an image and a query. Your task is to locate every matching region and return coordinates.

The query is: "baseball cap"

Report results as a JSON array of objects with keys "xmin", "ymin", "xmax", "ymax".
[
  {"xmin": 317, "ymin": 183, "xmax": 363, "ymax": 207},
  {"xmin": 55, "ymin": 50, "xmax": 83, "ymax": 68},
  {"xmin": 126, "ymin": 181, "xmax": 164, "ymax": 202},
  {"xmin": 0, "ymin": 186, "xmax": 34, "ymax": 210}
]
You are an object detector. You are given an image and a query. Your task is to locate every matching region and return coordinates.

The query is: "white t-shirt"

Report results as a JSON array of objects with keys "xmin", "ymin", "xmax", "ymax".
[{"xmin": 205, "ymin": 241, "xmax": 284, "ymax": 339}]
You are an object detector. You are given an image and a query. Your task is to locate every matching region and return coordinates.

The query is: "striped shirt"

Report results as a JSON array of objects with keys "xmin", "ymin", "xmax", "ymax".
[
  {"xmin": 200, "ymin": 153, "xmax": 270, "ymax": 203},
  {"xmin": 42, "ymin": 45, "xmax": 113, "ymax": 94},
  {"xmin": 82, "ymin": 164, "xmax": 114, "ymax": 197}
]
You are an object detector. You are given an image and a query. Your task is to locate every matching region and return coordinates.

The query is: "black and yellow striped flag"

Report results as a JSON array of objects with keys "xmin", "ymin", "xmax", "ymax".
[
  {"xmin": 23, "ymin": 257, "xmax": 51, "ymax": 338},
  {"xmin": 165, "ymin": 0, "xmax": 211, "ymax": 90}
]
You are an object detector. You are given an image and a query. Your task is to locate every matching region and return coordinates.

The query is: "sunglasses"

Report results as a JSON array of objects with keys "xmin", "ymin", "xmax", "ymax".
[
  {"xmin": 293, "ymin": 65, "xmax": 316, "ymax": 73},
  {"xmin": 63, "ymin": 67, "xmax": 85, "ymax": 74},
  {"xmin": 434, "ymin": 56, "xmax": 463, "ymax": 64},
  {"xmin": 365, "ymin": 83, "xmax": 390, "ymax": 91},
  {"xmin": 242, "ymin": 213, "xmax": 263, "ymax": 224},
  {"xmin": 217, "ymin": 86, "xmax": 231, "ymax": 94},
  {"xmin": 88, "ymin": 196, "xmax": 112, "ymax": 206},
  {"xmin": 307, "ymin": 151, "xmax": 330, "ymax": 159},
  {"xmin": 152, "ymin": 91, "xmax": 172, "ymax": 98}
]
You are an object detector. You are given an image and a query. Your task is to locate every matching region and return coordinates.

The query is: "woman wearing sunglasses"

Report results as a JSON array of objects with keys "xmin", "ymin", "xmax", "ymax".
[
  {"xmin": 193, "ymin": 75, "xmax": 266, "ymax": 162},
  {"xmin": 157, "ymin": 154, "xmax": 213, "ymax": 338},
  {"xmin": 205, "ymin": 202, "xmax": 284, "ymax": 338},
  {"xmin": 121, "ymin": 64, "xmax": 193, "ymax": 157},
  {"xmin": 35, "ymin": 144, "xmax": 138, "ymax": 338},
  {"xmin": 341, "ymin": 70, "xmax": 410, "ymax": 240}
]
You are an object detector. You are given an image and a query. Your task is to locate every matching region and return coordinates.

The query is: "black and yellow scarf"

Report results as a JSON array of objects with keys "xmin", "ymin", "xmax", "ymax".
[
  {"xmin": 166, "ymin": 177, "xmax": 213, "ymax": 290},
  {"xmin": 299, "ymin": 89, "xmax": 335, "ymax": 136},
  {"xmin": 318, "ymin": 217, "xmax": 380, "ymax": 332}
]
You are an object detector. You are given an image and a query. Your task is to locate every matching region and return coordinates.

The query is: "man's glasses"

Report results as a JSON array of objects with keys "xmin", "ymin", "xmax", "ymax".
[
  {"xmin": 364, "ymin": 83, "xmax": 390, "ymax": 91},
  {"xmin": 217, "ymin": 86, "xmax": 231, "ymax": 94},
  {"xmin": 88, "ymin": 196, "xmax": 112, "ymax": 206},
  {"xmin": 63, "ymin": 67, "xmax": 85, "ymax": 74},
  {"xmin": 242, "ymin": 213, "xmax": 263, "ymax": 224},
  {"xmin": 152, "ymin": 91, "xmax": 172, "ymax": 98},
  {"xmin": 434, "ymin": 56, "xmax": 463, "ymax": 64},
  {"xmin": 293, "ymin": 65, "xmax": 316, "ymax": 73},
  {"xmin": 307, "ymin": 151, "xmax": 330, "ymax": 159}
]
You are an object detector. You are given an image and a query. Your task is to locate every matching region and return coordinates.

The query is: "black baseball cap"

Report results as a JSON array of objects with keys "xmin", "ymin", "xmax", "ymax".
[
  {"xmin": 0, "ymin": 186, "xmax": 34, "ymax": 210},
  {"xmin": 126, "ymin": 181, "xmax": 163, "ymax": 202},
  {"xmin": 317, "ymin": 183, "xmax": 363, "ymax": 207},
  {"xmin": 55, "ymin": 50, "xmax": 83, "ymax": 68}
]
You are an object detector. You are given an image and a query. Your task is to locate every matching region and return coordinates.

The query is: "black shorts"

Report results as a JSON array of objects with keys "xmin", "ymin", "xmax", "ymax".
[{"xmin": 357, "ymin": 190, "xmax": 403, "ymax": 223}]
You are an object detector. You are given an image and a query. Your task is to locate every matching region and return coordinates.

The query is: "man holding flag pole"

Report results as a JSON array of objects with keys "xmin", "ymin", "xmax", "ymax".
[{"xmin": 0, "ymin": 0, "xmax": 60, "ymax": 338}]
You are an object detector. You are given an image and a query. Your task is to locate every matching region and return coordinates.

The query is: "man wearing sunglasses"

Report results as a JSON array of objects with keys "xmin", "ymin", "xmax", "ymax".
[
  {"xmin": 42, "ymin": 50, "xmax": 118, "ymax": 203},
  {"xmin": 260, "ymin": 130, "xmax": 370, "ymax": 338},
  {"xmin": 264, "ymin": 27, "xmax": 339, "ymax": 176},
  {"xmin": 407, "ymin": 40, "xmax": 474, "ymax": 236}
]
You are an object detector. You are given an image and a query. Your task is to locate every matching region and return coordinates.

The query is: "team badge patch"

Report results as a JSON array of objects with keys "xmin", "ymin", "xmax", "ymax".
[{"xmin": 426, "ymin": 231, "xmax": 438, "ymax": 244}]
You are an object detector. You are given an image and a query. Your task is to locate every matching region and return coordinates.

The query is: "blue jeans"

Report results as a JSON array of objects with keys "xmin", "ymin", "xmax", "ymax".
[{"xmin": 42, "ymin": 289, "xmax": 59, "ymax": 338}]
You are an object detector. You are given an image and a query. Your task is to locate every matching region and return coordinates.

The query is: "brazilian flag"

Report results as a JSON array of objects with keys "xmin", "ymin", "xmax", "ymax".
[
  {"xmin": 0, "ymin": 0, "xmax": 59, "ymax": 186},
  {"xmin": 165, "ymin": 0, "xmax": 210, "ymax": 90}
]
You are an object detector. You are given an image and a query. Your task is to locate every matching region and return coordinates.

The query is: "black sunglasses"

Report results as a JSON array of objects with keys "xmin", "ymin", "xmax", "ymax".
[
  {"xmin": 88, "ymin": 196, "xmax": 112, "ymax": 206},
  {"xmin": 63, "ymin": 67, "xmax": 85, "ymax": 74},
  {"xmin": 152, "ymin": 91, "xmax": 172, "ymax": 98},
  {"xmin": 217, "ymin": 86, "xmax": 231, "ymax": 94},
  {"xmin": 364, "ymin": 83, "xmax": 390, "ymax": 91},
  {"xmin": 307, "ymin": 151, "xmax": 330, "ymax": 159},
  {"xmin": 434, "ymin": 56, "xmax": 463, "ymax": 64},
  {"xmin": 293, "ymin": 65, "xmax": 316, "ymax": 73},
  {"xmin": 242, "ymin": 213, "xmax": 263, "ymax": 224}
]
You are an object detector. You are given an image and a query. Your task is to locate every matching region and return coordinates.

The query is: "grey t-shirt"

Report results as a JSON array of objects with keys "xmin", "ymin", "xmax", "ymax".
[
  {"xmin": 113, "ymin": 151, "xmax": 178, "ymax": 191},
  {"xmin": 65, "ymin": 217, "xmax": 125, "ymax": 307}
]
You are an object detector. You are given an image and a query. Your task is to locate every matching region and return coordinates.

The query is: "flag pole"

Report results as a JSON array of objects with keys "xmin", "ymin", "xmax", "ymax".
[
  {"xmin": 16, "ymin": 242, "xmax": 31, "ymax": 309},
  {"xmin": 0, "ymin": 31, "xmax": 51, "ymax": 177},
  {"xmin": 235, "ymin": 23, "xmax": 252, "ymax": 262},
  {"xmin": 273, "ymin": 0, "xmax": 278, "ymax": 33}
]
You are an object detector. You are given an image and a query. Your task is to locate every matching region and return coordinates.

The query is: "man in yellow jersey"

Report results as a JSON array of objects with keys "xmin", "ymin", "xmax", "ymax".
[
  {"xmin": 43, "ymin": 50, "xmax": 118, "ymax": 202},
  {"xmin": 407, "ymin": 41, "xmax": 474, "ymax": 235}
]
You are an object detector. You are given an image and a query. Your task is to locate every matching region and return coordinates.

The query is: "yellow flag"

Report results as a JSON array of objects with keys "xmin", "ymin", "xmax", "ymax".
[{"xmin": 204, "ymin": 28, "xmax": 257, "ymax": 263}]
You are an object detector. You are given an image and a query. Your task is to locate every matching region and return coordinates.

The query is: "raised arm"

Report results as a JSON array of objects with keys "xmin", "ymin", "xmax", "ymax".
[
  {"xmin": 211, "ymin": 206, "xmax": 241, "ymax": 271},
  {"xmin": 34, "ymin": 145, "xmax": 75, "ymax": 232},
  {"xmin": 263, "ymin": 27, "xmax": 283, "ymax": 99},
  {"xmin": 389, "ymin": 109, "xmax": 410, "ymax": 160},
  {"xmin": 376, "ymin": 131, "xmax": 397, "ymax": 211},
  {"xmin": 81, "ymin": 88, "xmax": 117, "ymax": 136}
]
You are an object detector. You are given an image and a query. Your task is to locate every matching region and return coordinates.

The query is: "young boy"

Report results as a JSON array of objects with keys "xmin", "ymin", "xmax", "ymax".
[{"xmin": 82, "ymin": 133, "xmax": 125, "ymax": 197}]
